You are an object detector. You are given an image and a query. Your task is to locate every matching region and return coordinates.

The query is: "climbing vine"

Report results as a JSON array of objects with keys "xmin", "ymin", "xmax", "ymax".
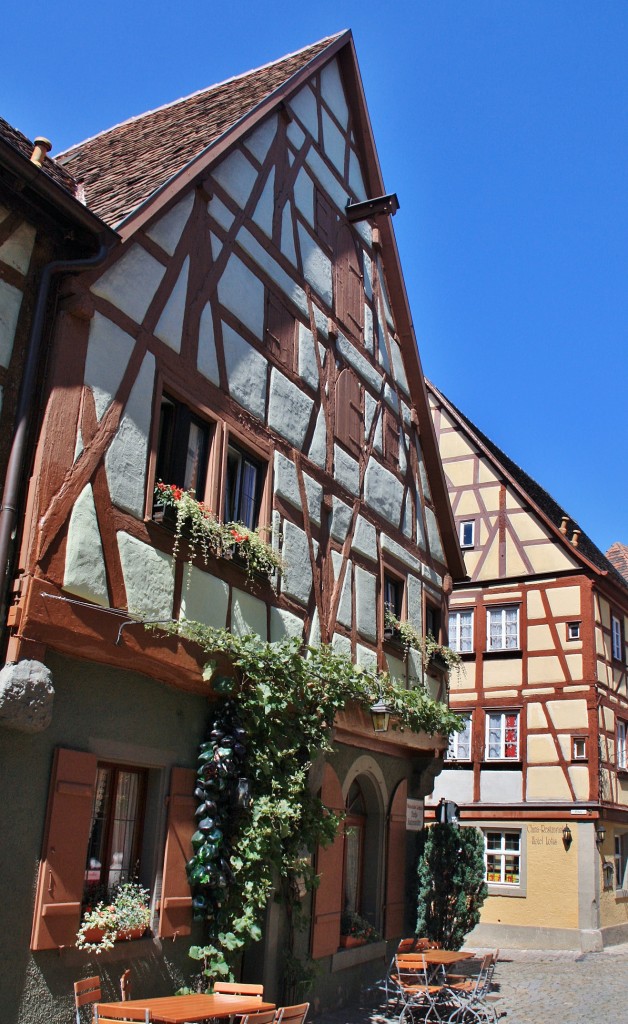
[{"xmin": 160, "ymin": 621, "xmax": 462, "ymax": 988}]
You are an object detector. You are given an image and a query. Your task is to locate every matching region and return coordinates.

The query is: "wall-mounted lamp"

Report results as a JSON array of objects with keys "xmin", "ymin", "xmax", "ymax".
[
  {"xmin": 562, "ymin": 824, "xmax": 573, "ymax": 850},
  {"xmin": 370, "ymin": 695, "xmax": 393, "ymax": 733},
  {"xmin": 596, "ymin": 824, "xmax": 606, "ymax": 846},
  {"xmin": 603, "ymin": 862, "xmax": 615, "ymax": 890},
  {"xmin": 235, "ymin": 777, "xmax": 251, "ymax": 811},
  {"xmin": 346, "ymin": 193, "xmax": 400, "ymax": 222}
]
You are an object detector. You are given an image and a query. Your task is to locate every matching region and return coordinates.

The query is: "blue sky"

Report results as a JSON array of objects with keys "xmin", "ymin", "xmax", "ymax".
[{"xmin": 4, "ymin": 1, "xmax": 628, "ymax": 553}]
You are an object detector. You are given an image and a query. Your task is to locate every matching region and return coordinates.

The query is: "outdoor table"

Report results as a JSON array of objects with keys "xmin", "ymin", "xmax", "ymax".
[
  {"xmin": 96, "ymin": 994, "xmax": 276, "ymax": 1024},
  {"xmin": 414, "ymin": 949, "xmax": 476, "ymax": 984}
]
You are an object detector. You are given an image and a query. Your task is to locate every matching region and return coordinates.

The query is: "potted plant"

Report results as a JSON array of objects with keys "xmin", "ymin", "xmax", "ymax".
[
  {"xmin": 422, "ymin": 633, "xmax": 462, "ymax": 675},
  {"xmin": 76, "ymin": 882, "xmax": 151, "ymax": 953},
  {"xmin": 339, "ymin": 910, "xmax": 381, "ymax": 948}
]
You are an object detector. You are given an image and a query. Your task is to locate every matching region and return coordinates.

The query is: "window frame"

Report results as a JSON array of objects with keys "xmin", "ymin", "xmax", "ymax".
[
  {"xmin": 572, "ymin": 735, "xmax": 587, "ymax": 761},
  {"xmin": 567, "ymin": 621, "xmax": 581, "ymax": 641},
  {"xmin": 485, "ymin": 710, "xmax": 520, "ymax": 761},
  {"xmin": 617, "ymin": 720, "xmax": 627, "ymax": 771},
  {"xmin": 459, "ymin": 520, "xmax": 475, "ymax": 548},
  {"xmin": 612, "ymin": 614, "xmax": 624, "ymax": 663},
  {"xmin": 223, "ymin": 439, "xmax": 266, "ymax": 530},
  {"xmin": 486, "ymin": 605, "xmax": 520, "ymax": 652},
  {"xmin": 483, "ymin": 826, "xmax": 525, "ymax": 896},
  {"xmin": 84, "ymin": 762, "xmax": 148, "ymax": 906},
  {"xmin": 449, "ymin": 609, "xmax": 474, "ymax": 653},
  {"xmin": 446, "ymin": 712, "xmax": 472, "ymax": 761},
  {"xmin": 615, "ymin": 832, "xmax": 628, "ymax": 892},
  {"xmin": 154, "ymin": 392, "xmax": 214, "ymax": 503}
]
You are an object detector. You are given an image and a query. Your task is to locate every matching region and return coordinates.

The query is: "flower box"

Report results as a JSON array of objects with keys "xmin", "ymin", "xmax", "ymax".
[{"xmin": 339, "ymin": 935, "xmax": 367, "ymax": 949}]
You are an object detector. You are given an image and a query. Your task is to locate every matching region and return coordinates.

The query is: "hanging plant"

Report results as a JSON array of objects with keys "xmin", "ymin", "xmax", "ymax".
[
  {"xmin": 384, "ymin": 609, "xmax": 461, "ymax": 674},
  {"xmin": 155, "ymin": 621, "xmax": 463, "ymax": 988},
  {"xmin": 153, "ymin": 483, "xmax": 283, "ymax": 587}
]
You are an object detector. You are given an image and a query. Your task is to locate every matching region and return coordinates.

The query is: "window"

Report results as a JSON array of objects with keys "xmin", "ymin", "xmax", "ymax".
[
  {"xmin": 449, "ymin": 610, "xmax": 474, "ymax": 653},
  {"xmin": 612, "ymin": 615, "xmax": 624, "ymax": 662},
  {"xmin": 615, "ymin": 833, "xmax": 628, "ymax": 890},
  {"xmin": 618, "ymin": 720, "xmax": 627, "ymax": 770},
  {"xmin": 224, "ymin": 442, "xmax": 263, "ymax": 529},
  {"xmin": 459, "ymin": 520, "xmax": 475, "ymax": 548},
  {"xmin": 487, "ymin": 606, "xmax": 519, "ymax": 651},
  {"xmin": 484, "ymin": 830, "xmax": 521, "ymax": 885},
  {"xmin": 572, "ymin": 736, "xmax": 587, "ymax": 761},
  {"xmin": 266, "ymin": 291, "xmax": 295, "ymax": 368},
  {"xmin": 567, "ymin": 622, "xmax": 581, "ymax": 640},
  {"xmin": 383, "ymin": 574, "xmax": 403, "ymax": 620},
  {"xmin": 335, "ymin": 368, "xmax": 362, "ymax": 457},
  {"xmin": 486, "ymin": 711, "xmax": 519, "ymax": 760},
  {"xmin": 447, "ymin": 713, "xmax": 472, "ymax": 760},
  {"xmin": 156, "ymin": 394, "xmax": 211, "ymax": 499},
  {"xmin": 343, "ymin": 780, "xmax": 366, "ymax": 916},
  {"xmin": 425, "ymin": 603, "xmax": 441, "ymax": 641},
  {"xmin": 84, "ymin": 764, "xmax": 147, "ymax": 904}
]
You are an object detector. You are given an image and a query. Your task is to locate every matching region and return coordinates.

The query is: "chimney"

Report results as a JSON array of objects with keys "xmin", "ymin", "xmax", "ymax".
[
  {"xmin": 571, "ymin": 529, "xmax": 581, "ymax": 548},
  {"xmin": 560, "ymin": 516, "xmax": 569, "ymax": 535},
  {"xmin": 30, "ymin": 137, "xmax": 52, "ymax": 168}
]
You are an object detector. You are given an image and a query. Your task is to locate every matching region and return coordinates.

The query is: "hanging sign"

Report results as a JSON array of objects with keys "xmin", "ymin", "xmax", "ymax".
[{"xmin": 406, "ymin": 798, "xmax": 423, "ymax": 831}]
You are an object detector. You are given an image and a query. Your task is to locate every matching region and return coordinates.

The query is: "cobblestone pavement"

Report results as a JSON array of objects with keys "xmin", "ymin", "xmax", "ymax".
[{"xmin": 317, "ymin": 944, "xmax": 628, "ymax": 1024}]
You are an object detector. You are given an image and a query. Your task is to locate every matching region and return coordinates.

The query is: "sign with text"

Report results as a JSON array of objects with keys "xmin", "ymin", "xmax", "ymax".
[{"xmin": 406, "ymin": 798, "xmax": 423, "ymax": 831}]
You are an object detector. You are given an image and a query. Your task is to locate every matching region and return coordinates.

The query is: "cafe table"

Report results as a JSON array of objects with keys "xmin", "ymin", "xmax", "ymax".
[
  {"xmin": 421, "ymin": 948, "xmax": 475, "ymax": 983},
  {"xmin": 96, "ymin": 994, "xmax": 276, "ymax": 1024}
]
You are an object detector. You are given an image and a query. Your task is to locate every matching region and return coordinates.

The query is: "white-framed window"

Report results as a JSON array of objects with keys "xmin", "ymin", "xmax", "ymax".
[
  {"xmin": 487, "ymin": 606, "xmax": 519, "ymax": 651},
  {"xmin": 612, "ymin": 615, "xmax": 624, "ymax": 662},
  {"xmin": 572, "ymin": 736, "xmax": 587, "ymax": 761},
  {"xmin": 484, "ymin": 829, "xmax": 521, "ymax": 886},
  {"xmin": 615, "ymin": 833, "xmax": 628, "ymax": 890},
  {"xmin": 617, "ymin": 720, "xmax": 627, "ymax": 770},
  {"xmin": 449, "ymin": 610, "xmax": 474, "ymax": 653},
  {"xmin": 567, "ymin": 622, "xmax": 581, "ymax": 640},
  {"xmin": 446, "ymin": 713, "xmax": 472, "ymax": 760},
  {"xmin": 459, "ymin": 520, "xmax": 475, "ymax": 548},
  {"xmin": 485, "ymin": 711, "xmax": 519, "ymax": 760}
]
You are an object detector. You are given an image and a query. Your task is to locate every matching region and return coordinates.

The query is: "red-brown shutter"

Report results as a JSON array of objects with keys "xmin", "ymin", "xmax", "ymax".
[
  {"xmin": 266, "ymin": 292, "xmax": 295, "ymax": 368},
  {"xmin": 384, "ymin": 408, "xmax": 400, "ymax": 464},
  {"xmin": 335, "ymin": 224, "xmax": 363, "ymax": 338},
  {"xmin": 158, "ymin": 766, "xmax": 196, "ymax": 938},
  {"xmin": 336, "ymin": 368, "xmax": 361, "ymax": 457},
  {"xmin": 384, "ymin": 779, "xmax": 408, "ymax": 939},
  {"xmin": 315, "ymin": 190, "xmax": 334, "ymax": 250},
  {"xmin": 30, "ymin": 748, "xmax": 97, "ymax": 950},
  {"xmin": 311, "ymin": 764, "xmax": 345, "ymax": 958}
]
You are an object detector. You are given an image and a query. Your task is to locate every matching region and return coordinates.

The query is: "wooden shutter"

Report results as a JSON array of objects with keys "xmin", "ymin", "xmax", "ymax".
[
  {"xmin": 311, "ymin": 764, "xmax": 345, "ymax": 958},
  {"xmin": 384, "ymin": 779, "xmax": 408, "ymax": 939},
  {"xmin": 384, "ymin": 408, "xmax": 400, "ymax": 464},
  {"xmin": 335, "ymin": 223, "xmax": 363, "ymax": 338},
  {"xmin": 159, "ymin": 766, "xmax": 196, "ymax": 938},
  {"xmin": 30, "ymin": 748, "xmax": 97, "ymax": 950},
  {"xmin": 315, "ymin": 190, "xmax": 334, "ymax": 250},
  {"xmin": 266, "ymin": 292, "xmax": 295, "ymax": 368},
  {"xmin": 335, "ymin": 368, "xmax": 361, "ymax": 457}
]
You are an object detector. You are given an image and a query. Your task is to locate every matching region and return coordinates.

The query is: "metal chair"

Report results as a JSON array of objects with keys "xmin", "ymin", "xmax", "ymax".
[
  {"xmin": 74, "ymin": 976, "xmax": 101, "ymax": 1024},
  {"xmin": 238, "ymin": 1013, "xmax": 276, "ymax": 1024},
  {"xmin": 120, "ymin": 970, "xmax": 132, "ymax": 1001},
  {"xmin": 395, "ymin": 954, "xmax": 447, "ymax": 1024},
  {"xmin": 379, "ymin": 937, "xmax": 419, "ymax": 1006},
  {"xmin": 213, "ymin": 983, "xmax": 264, "ymax": 998},
  {"xmin": 444, "ymin": 951, "xmax": 500, "ymax": 1023},
  {"xmin": 274, "ymin": 1003, "xmax": 309, "ymax": 1024}
]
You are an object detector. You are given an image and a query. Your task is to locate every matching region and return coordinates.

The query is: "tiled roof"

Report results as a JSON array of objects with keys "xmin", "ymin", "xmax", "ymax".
[
  {"xmin": 0, "ymin": 116, "xmax": 79, "ymax": 197},
  {"xmin": 606, "ymin": 543, "xmax": 628, "ymax": 584},
  {"xmin": 428, "ymin": 380, "xmax": 628, "ymax": 592},
  {"xmin": 56, "ymin": 35, "xmax": 342, "ymax": 228}
]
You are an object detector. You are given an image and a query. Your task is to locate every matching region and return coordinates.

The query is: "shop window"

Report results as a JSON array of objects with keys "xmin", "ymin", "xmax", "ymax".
[
  {"xmin": 486, "ymin": 606, "xmax": 519, "ymax": 651},
  {"xmin": 156, "ymin": 394, "xmax": 211, "ymax": 500},
  {"xmin": 446, "ymin": 713, "xmax": 472, "ymax": 761},
  {"xmin": 224, "ymin": 442, "xmax": 264, "ymax": 529},
  {"xmin": 484, "ymin": 829, "xmax": 521, "ymax": 886},
  {"xmin": 485, "ymin": 711, "xmax": 519, "ymax": 760},
  {"xmin": 449, "ymin": 609, "xmax": 474, "ymax": 653},
  {"xmin": 84, "ymin": 764, "xmax": 147, "ymax": 904}
]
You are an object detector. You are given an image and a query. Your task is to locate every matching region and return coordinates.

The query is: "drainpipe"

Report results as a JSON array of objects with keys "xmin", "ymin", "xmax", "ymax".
[{"xmin": 0, "ymin": 240, "xmax": 113, "ymax": 623}]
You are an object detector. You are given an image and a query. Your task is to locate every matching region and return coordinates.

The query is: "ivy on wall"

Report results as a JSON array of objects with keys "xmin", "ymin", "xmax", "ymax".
[{"xmin": 160, "ymin": 621, "xmax": 462, "ymax": 987}]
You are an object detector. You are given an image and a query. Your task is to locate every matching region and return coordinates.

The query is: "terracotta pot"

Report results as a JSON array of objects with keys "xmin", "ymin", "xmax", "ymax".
[
  {"xmin": 339, "ymin": 935, "xmax": 367, "ymax": 949},
  {"xmin": 116, "ymin": 927, "xmax": 146, "ymax": 941},
  {"xmin": 81, "ymin": 927, "xmax": 107, "ymax": 943}
]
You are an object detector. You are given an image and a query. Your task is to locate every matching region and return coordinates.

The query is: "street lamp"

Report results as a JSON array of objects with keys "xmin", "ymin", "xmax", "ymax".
[
  {"xmin": 562, "ymin": 824, "xmax": 573, "ymax": 850},
  {"xmin": 596, "ymin": 824, "xmax": 606, "ymax": 846},
  {"xmin": 369, "ymin": 695, "xmax": 393, "ymax": 733}
]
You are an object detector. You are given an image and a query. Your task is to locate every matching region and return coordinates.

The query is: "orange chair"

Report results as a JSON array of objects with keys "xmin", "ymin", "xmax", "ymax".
[
  {"xmin": 93, "ymin": 1010, "xmax": 151, "ymax": 1024},
  {"xmin": 213, "ymin": 983, "xmax": 264, "ymax": 998},
  {"xmin": 274, "ymin": 1003, "xmax": 309, "ymax": 1024},
  {"xmin": 239, "ymin": 1013, "xmax": 275, "ymax": 1024},
  {"xmin": 74, "ymin": 976, "xmax": 101, "ymax": 1024},
  {"xmin": 120, "ymin": 970, "xmax": 132, "ymax": 1001}
]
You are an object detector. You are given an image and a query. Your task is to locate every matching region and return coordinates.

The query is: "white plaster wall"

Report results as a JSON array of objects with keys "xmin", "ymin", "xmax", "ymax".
[
  {"xmin": 84, "ymin": 312, "xmax": 135, "ymax": 420},
  {"xmin": 179, "ymin": 567, "xmax": 229, "ymax": 628},
  {"xmin": 480, "ymin": 771, "xmax": 523, "ymax": 802},
  {"xmin": 223, "ymin": 322, "xmax": 267, "ymax": 419},
  {"xmin": 92, "ymin": 244, "xmax": 166, "ymax": 325},
  {"xmin": 117, "ymin": 532, "xmax": 173, "ymax": 619},
  {"xmin": 0, "ymin": 221, "xmax": 36, "ymax": 273},
  {"xmin": 0, "ymin": 279, "xmax": 23, "ymax": 368},
  {"xmin": 154, "ymin": 257, "xmax": 189, "ymax": 352},
  {"xmin": 63, "ymin": 484, "xmax": 109, "ymax": 607},
  {"xmin": 146, "ymin": 193, "xmax": 194, "ymax": 255},
  {"xmin": 105, "ymin": 352, "xmax": 155, "ymax": 518},
  {"xmin": 231, "ymin": 588, "xmax": 268, "ymax": 638}
]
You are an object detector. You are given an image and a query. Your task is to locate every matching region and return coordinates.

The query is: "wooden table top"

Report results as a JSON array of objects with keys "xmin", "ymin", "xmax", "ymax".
[
  {"xmin": 97, "ymin": 994, "xmax": 276, "ymax": 1023},
  {"xmin": 399, "ymin": 949, "xmax": 475, "ymax": 966}
]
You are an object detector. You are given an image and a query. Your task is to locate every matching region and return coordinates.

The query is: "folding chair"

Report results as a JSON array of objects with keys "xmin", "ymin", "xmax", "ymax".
[
  {"xmin": 274, "ymin": 1002, "xmax": 309, "ymax": 1024},
  {"xmin": 213, "ymin": 983, "xmax": 264, "ymax": 998},
  {"xmin": 379, "ymin": 937, "xmax": 418, "ymax": 1006},
  {"xmin": 93, "ymin": 1009, "xmax": 151, "ymax": 1024},
  {"xmin": 444, "ymin": 951, "xmax": 500, "ymax": 1024},
  {"xmin": 120, "ymin": 970, "xmax": 132, "ymax": 1001},
  {"xmin": 395, "ymin": 954, "xmax": 447, "ymax": 1024},
  {"xmin": 239, "ymin": 1013, "xmax": 275, "ymax": 1024},
  {"xmin": 74, "ymin": 976, "xmax": 101, "ymax": 1024}
]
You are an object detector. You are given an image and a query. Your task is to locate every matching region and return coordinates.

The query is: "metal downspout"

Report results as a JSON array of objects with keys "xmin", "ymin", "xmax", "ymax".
[{"xmin": 0, "ymin": 240, "xmax": 112, "ymax": 624}]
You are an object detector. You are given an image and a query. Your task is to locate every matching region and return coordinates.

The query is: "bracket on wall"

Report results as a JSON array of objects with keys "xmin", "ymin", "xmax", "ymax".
[{"xmin": 345, "ymin": 193, "xmax": 399, "ymax": 222}]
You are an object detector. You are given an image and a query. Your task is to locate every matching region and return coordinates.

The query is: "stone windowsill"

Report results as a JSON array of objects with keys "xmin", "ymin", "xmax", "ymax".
[{"xmin": 331, "ymin": 939, "xmax": 387, "ymax": 973}]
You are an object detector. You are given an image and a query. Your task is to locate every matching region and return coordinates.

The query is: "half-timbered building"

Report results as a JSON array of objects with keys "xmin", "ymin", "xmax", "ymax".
[
  {"xmin": 0, "ymin": 34, "xmax": 464, "ymax": 1021},
  {"xmin": 427, "ymin": 380, "xmax": 628, "ymax": 951}
]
